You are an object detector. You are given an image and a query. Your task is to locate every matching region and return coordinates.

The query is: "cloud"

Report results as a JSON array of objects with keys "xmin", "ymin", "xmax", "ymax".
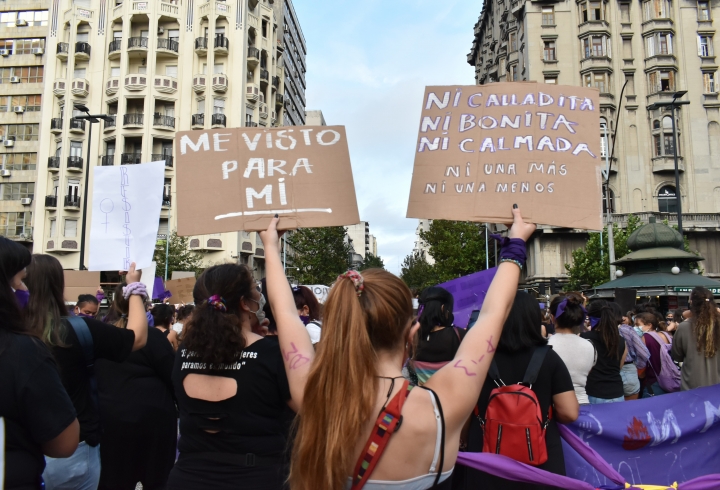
[{"xmin": 293, "ymin": 0, "xmax": 480, "ymax": 273}]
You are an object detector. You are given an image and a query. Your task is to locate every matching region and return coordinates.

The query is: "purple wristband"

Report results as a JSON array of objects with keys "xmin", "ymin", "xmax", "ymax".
[
  {"xmin": 122, "ymin": 282, "xmax": 148, "ymax": 300},
  {"xmin": 490, "ymin": 234, "xmax": 527, "ymax": 265}
]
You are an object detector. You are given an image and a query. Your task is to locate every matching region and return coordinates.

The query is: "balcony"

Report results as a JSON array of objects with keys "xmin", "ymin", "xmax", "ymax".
[
  {"xmin": 157, "ymin": 38, "xmax": 179, "ymax": 56},
  {"xmin": 64, "ymin": 195, "xmax": 81, "ymax": 209},
  {"xmin": 160, "ymin": 0, "xmax": 180, "ymax": 16},
  {"xmin": 194, "ymin": 37, "xmax": 208, "ymax": 55},
  {"xmin": 246, "ymin": 122, "xmax": 258, "ymax": 127},
  {"xmin": 259, "ymin": 102, "xmax": 268, "ymax": 119},
  {"xmin": 101, "ymin": 155, "xmax": 115, "ymax": 166},
  {"xmin": 67, "ymin": 156, "xmax": 84, "ymax": 171},
  {"xmin": 272, "ymin": 75, "xmax": 280, "ymax": 89},
  {"xmin": 108, "ymin": 39, "xmax": 122, "ymax": 59},
  {"xmin": 199, "ymin": 0, "xmax": 231, "ymax": 19},
  {"xmin": 192, "ymin": 74, "xmax": 206, "ymax": 93},
  {"xmin": 69, "ymin": 118, "xmax": 86, "ymax": 133},
  {"xmin": 47, "ymin": 157, "xmax": 60, "ymax": 171},
  {"xmin": 104, "ymin": 115, "xmax": 116, "ymax": 132},
  {"xmin": 260, "ymin": 68, "xmax": 269, "ymax": 84},
  {"xmin": 211, "ymin": 113, "xmax": 226, "ymax": 128},
  {"xmin": 127, "ymin": 37, "xmax": 149, "ymax": 53},
  {"xmin": 162, "ymin": 195, "xmax": 171, "ymax": 208},
  {"xmin": 271, "ymin": 110, "xmax": 277, "ymax": 124},
  {"xmin": 123, "ymin": 113, "xmax": 144, "ymax": 129},
  {"xmin": 47, "ymin": 238, "xmax": 79, "ymax": 252},
  {"xmin": 154, "ymin": 75, "xmax": 178, "ymax": 94},
  {"xmin": 121, "ymin": 153, "xmax": 142, "ymax": 165},
  {"xmin": 246, "ymin": 83, "xmax": 259, "ymax": 101},
  {"xmin": 153, "ymin": 114, "xmax": 175, "ymax": 129},
  {"xmin": 74, "ymin": 41, "xmax": 91, "ymax": 60},
  {"xmin": 151, "ymin": 154, "xmax": 173, "ymax": 168},
  {"xmin": 190, "ymin": 237, "xmax": 225, "ymax": 251},
  {"xmin": 124, "ymin": 74, "xmax": 147, "ymax": 91},
  {"xmin": 56, "ymin": 42, "xmax": 69, "ymax": 60},
  {"xmin": 212, "ymin": 73, "xmax": 228, "ymax": 92},
  {"xmin": 106, "ymin": 76, "xmax": 120, "ymax": 95},
  {"xmin": 53, "ymin": 79, "xmax": 67, "ymax": 97},
  {"xmin": 275, "ymin": 93, "xmax": 284, "ymax": 106},
  {"xmin": 247, "ymin": 47, "xmax": 260, "ymax": 69},
  {"xmin": 191, "ymin": 113, "xmax": 205, "ymax": 128},
  {"xmin": 50, "ymin": 118, "xmax": 63, "ymax": 134},
  {"xmin": 214, "ymin": 35, "xmax": 229, "ymax": 54},
  {"xmin": 652, "ymin": 156, "xmax": 685, "ymax": 173},
  {"xmin": 45, "ymin": 195, "xmax": 58, "ymax": 208},
  {"xmin": 71, "ymin": 78, "xmax": 89, "ymax": 97}
]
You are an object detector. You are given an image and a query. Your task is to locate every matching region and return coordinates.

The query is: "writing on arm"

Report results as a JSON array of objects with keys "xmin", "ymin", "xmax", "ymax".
[{"xmin": 282, "ymin": 342, "xmax": 311, "ymax": 370}]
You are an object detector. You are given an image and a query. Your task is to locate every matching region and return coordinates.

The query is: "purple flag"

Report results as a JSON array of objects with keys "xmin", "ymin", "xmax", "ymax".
[
  {"xmin": 437, "ymin": 267, "xmax": 497, "ymax": 328},
  {"xmin": 152, "ymin": 276, "xmax": 172, "ymax": 301}
]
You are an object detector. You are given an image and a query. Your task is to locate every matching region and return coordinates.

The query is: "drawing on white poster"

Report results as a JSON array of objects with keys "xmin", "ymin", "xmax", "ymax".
[{"xmin": 88, "ymin": 161, "xmax": 165, "ymax": 271}]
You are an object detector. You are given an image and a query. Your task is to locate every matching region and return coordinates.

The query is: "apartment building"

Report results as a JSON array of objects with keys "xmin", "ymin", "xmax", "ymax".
[
  {"xmin": 279, "ymin": 0, "xmax": 305, "ymax": 126},
  {"xmin": 346, "ymin": 221, "xmax": 371, "ymax": 259},
  {"xmin": 0, "ymin": 1, "xmax": 49, "ymax": 250},
  {"xmin": 469, "ymin": 0, "xmax": 720, "ymax": 286},
  {"xmin": 20, "ymin": 0, "xmax": 303, "ymax": 277},
  {"xmin": 412, "ymin": 219, "xmax": 435, "ymax": 265}
]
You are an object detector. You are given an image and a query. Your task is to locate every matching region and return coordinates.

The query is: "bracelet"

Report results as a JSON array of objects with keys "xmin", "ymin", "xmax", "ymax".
[
  {"xmin": 490, "ymin": 233, "xmax": 528, "ymax": 267},
  {"xmin": 500, "ymin": 258, "xmax": 523, "ymax": 269},
  {"xmin": 122, "ymin": 282, "xmax": 148, "ymax": 300}
]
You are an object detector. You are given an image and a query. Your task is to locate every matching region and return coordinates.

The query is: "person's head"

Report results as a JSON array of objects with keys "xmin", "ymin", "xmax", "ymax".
[
  {"xmin": 293, "ymin": 285, "xmax": 321, "ymax": 323},
  {"xmin": 152, "ymin": 303, "xmax": 175, "ymax": 329},
  {"xmin": 176, "ymin": 304, "xmax": 194, "ymax": 322},
  {"xmin": 587, "ymin": 300, "xmax": 622, "ymax": 359},
  {"xmin": 622, "ymin": 311, "xmax": 633, "ymax": 325},
  {"xmin": 417, "ymin": 286, "xmax": 454, "ymax": 340},
  {"xmin": 549, "ymin": 292, "xmax": 585, "ymax": 332},
  {"xmin": 75, "ymin": 294, "xmax": 99, "ymax": 318},
  {"xmin": 682, "ymin": 309, "xmax": 692, "ymax": 320},
  {"xmin": 0, "ymin": 237, "xmax": 31, "ymax": 339},
  {"xmin": 291, "ymin": 269, "xmax": 415, "ymax": 490},
  {"xmin": 497, "ymin": 291, "xmax": 547, "ymax": 353},
  {"xmin": 635, "ymin": 312, "xmax": 663, "ymax": 332},
  {"xmin": 24, "ymin": 254, "xmax": 69, "ymax": 346},
  {"xmin": 110, "ymin": 283, "xmax": 130, "ymax": 329},
  {"xmin": 608, "ymin": 302, "xmax": 624, "ymax": 325},
  {"xmin": 689, "ymin": 287, "xmax": 720, "ymax": 358},
  {"xmin": 183, "ymin": 264, "xmax": 261, "ymax": 366}
]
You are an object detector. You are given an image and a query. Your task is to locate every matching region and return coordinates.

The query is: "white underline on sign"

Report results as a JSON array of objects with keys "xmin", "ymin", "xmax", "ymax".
[{"xmin": 214, "ymin": 208, "xmax": 333, "ymax": 220}]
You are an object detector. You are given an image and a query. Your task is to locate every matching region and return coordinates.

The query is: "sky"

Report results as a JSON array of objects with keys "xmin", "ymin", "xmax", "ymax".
[{"xmin": 293, "ymin": 0, "xmax": 480, "ymax": 274}]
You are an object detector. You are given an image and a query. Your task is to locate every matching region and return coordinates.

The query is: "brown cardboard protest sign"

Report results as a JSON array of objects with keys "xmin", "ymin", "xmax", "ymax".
[
  {"xmin": 64, "ymin": 270, "xmax": 100, "ymax": 303},
  {"xmin": 174, "ymin": 126, "xmax": 360, "ymax": 234},
  {"xmin": 407, "ymin": 83, "xmax": 603, "ymax": 230},
  {"xmin": 165, "ymin": 277, "xmax": 196, "ymax": 304}
]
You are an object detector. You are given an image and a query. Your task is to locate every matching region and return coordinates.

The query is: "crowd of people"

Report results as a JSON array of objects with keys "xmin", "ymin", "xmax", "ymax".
[{"xmin": 1, "ymin": 205, "xmax": 719, "ymax": 490}]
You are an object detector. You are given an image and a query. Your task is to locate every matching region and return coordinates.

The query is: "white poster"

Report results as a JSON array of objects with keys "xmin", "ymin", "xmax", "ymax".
[
  {"xmin": 304, "ymin": 284, "xmax": 330, "ymax": 304},
  {"xmin": 88, "ymin": 161, "xmax": 165, "ymax": 271},
  {"xmin": 140, "ymin": 261, "xmax": 157, "ymax": 300}
]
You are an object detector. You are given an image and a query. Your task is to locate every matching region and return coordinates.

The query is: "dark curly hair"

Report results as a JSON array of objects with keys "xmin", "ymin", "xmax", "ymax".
[
  {"xmin": 152, "ymin": 303, "xmax": 175, "ymax": 328},
  {"xmin": 183, "ymin": 263, "xmax": 254, "ymax": 366}
]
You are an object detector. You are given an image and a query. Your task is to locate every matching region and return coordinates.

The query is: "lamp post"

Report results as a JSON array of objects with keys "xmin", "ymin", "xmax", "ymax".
[
  {"xmin": 72, "ymin": 104, "xmax": 114, "ymax": 270},
  {"xmin": 648, "ymin": 91, "xmax": 689, "ymax": 246}
]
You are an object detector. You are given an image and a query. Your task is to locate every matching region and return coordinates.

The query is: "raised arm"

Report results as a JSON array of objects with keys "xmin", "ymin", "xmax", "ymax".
[
  {"xmin": 124, "ymin": 263, "xmax": 148, "ymax": 351},
  {"xmin": 260, "ymin": 217, "xmax": 315, "ymax": 408},
  {"xmin": 425, "ymin": 206, "xmax": 535, "ymax": 429}
]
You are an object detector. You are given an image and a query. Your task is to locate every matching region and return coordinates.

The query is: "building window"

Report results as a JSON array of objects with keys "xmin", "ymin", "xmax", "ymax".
[
  {"xmin": 2, "ymin": 152, "xmax": 36, "ymax": 170},
  {"xmin": 698, "ymin": 1, "xmax": 710, "ymax": 21},
  {"xmin": 648, "ymin": 70, "xmax": 675, "ymax": 93},
  {"xmin": 602, "ymin": 186, "xmax": 615, "ymax": 213},
  {"xmin": 163, "ymin": 178, "xmax": 171, "ymax": 205},
  {"xmin": 544, "ymin": 76, "xmax": 557, "ymax": 84},
  {"xmin": 703, "ymin": 71, "xmax": 717, "ymax": 93},
  {"xmin": 542, "ymin": 6, "xmax": 555, "ymax": 25},
  {"xmin": 657, "ymin": 185, "xmax": 677, "ymax": 213},
  {"xmin": 64, "ymin": 218, "xmax": 77, "ymax": 238},
  {"xmin": 499, "ymin": 58, "xmax": 506, "ymax": 76},
  {"xmin": 0, "ymin": 212, "xmax": 32, "ymax": 237},
  {"xmin": 646, "ymin": 32, "xmax": 673, "ymax": 56},
  {"xmin": 0, "ymin": 11, "xmax": 49, "ymax": 27},
  {"xmin": 583, "ymin": 72, "xmax": 609, "ymax": 93},
  {"xmin": 698, "ymin": 35, "xmax": 713, "ymax": 57},
  {"xmin": 543, "ymin": 41, "xmax": 556, "ymax": 61},
  {"xmin": 643, "ymin": 0, "xmax": 672, "ymax": 20},
  {"xmin": 0, "ymin": 95, "xmax": 41, "ymax": 112},
  {"xmin": 49, "ymin": 219, "xmax": 56, "ymax": 237},
  {"xmin": 509, "ymin": 64, "xmax": 518, "ymax": 81},
  {"xmin": 582, "ymin": 35, "xmax": 610, "ymax": 58},
  {"xmin": 509, "ymin": 32, "xmax": 518, "ymax": 52},
  {"xmin": 110, "ymin": 66, "xmax": 120, "ymax": 77},
  {"xmin": 0, "ymin": 66, "xmax": 44, "ymax": 83},
  {"xmin": 1, "ymin": 124, "xmax": 39, "ymax": 141},
  {"xmin": 600, "ymin": 117, "xmax": 609, "ymax": 157},
  {"xmin": 11, "ymin": 38, "xmax": 45, "ymax": 55},
  {"xmin": 652, "ymin": 116, "xmax": 680, "ymax": 157},
  {"xmin": 0, "ymin": 182, "xmax": 34, "ymax": 201},
  {"xmin": 580, "ymin": 1, "xmax": 605, "ymax": 22},
  {"xmin": 213, "ymin": 98, "xmax": 225, "ymax": 114}
]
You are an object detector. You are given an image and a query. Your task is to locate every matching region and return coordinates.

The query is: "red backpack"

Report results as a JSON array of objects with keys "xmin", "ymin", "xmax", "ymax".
[{"xmin": 479, "ymin": 346, "xmax": 551, "ymax": 466}]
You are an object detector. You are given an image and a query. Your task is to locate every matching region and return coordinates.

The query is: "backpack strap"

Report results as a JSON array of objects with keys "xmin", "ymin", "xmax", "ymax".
[
  {"xmin": 522, "ymin": 346, "xmax": 550, "ymax": 386},
  {"xmin": 453, "ymin": 326, "xmax": 463, "ymax": 342},
  {"xmin": 64, "ymin": 316, "xmax": 100, "ymax": 413},
  {"xmin": 351, "ymin": 380, "xmax": 413, "ymax": 490},
  {"xmin": 419, "ymin": 386, "xmax": 446, "ymax": 489}
]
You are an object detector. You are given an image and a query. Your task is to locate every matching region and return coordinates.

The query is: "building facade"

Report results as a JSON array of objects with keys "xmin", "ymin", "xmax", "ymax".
[
  {"xmin": 469, "ymin": 0, "xmax": 720, "ymax": 287},
  {"xmin": 4, "ymin": 0, "xmax": 304, "ymax": 278},
  {"xmin": 346, "ymin": 221, "xmax": 371, "ymax": 259},
  {"xmin": 279, "ymin": 0, "xmax": 305, "ymax": 126},
  {"xmin": 412, "ymin": 218, "xmax": 435, "ymax": 265}
]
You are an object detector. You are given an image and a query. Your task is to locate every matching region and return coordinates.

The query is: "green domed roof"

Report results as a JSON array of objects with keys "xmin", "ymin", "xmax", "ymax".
[{"xmin": 626, "ymin": 216, "xmax": 683, "ymax": 251}]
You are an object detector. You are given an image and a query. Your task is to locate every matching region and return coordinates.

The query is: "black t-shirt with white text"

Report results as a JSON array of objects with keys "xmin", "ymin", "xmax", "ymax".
[{"xmin": 0, "ymin": 332, "xmax": 77, "ymax": 490}]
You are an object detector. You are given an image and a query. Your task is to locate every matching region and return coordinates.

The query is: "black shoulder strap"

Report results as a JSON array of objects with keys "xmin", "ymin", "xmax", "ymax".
[
  {"xmin": 64, "ymin": 316, "xmax": 100, "ymax": 412},
  {"xmin": 488, "ymin": 359, "xmax": 502, "ymax": 384},
  {"xmin": 522, "ymin": 346, "xmax": 550, "ymax": 386},
  {"xmin": 419, "ymin": 386, "xmax": 445, "ymax": 489}
]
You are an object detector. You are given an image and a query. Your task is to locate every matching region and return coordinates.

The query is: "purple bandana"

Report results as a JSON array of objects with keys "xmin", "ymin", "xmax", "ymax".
[{"xmin": 556, "ymin": 298, "xmax": 588, "ymax": 319}]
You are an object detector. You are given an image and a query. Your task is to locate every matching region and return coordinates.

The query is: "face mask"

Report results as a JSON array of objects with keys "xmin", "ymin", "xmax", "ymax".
[
  {"xmin": 633, "ymin": 326, "xmax": 644, "ymax": 336},
  {"xmin": 77, "ymin": 313, "xmax": 95, "ymax": 319},
  {"xmin": 299, "ymin": 315, "xmax": 310, "ymax": 325},
  {"xmin": 248, "ymin": 294, "xmax": 266, "ymax": 323},
  {"xmin": 14, "ymin": 289, "xmax": 29, "ymax": 309}
]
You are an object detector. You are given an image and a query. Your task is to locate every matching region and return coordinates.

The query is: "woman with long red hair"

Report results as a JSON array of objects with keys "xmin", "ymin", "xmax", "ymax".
[{"xmin": 260, "ymin": 206, "xmax": 535, "ymax": 490}]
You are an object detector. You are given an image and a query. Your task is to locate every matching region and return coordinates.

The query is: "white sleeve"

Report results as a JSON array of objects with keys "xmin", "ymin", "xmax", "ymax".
[{"xmin": 305, "ymin": 322, "xmax": 322, "ymax": 344}]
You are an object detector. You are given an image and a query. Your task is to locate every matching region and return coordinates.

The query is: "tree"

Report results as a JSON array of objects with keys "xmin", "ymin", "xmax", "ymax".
[
  {"xmin": 286, "ymin": 226, "xmax": 352, "ymax": 285},
  {"xmin": 400, "ymin": 250, "xmax": 438, "ymax": 293},
  {"xmin": 419, "ymin": 220, "xmax": 490, "ymax": 283},
  {"xmin": 153, "ymin": 231, "xmax": 204, "ymax": 279},
  {"xmin": 359, "ymin": 253, "xmax": 385, "ymax": 271}
]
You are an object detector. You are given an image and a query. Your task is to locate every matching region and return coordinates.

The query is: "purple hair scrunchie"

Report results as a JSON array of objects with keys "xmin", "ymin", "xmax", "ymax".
[
  {"xmin": 556, "ymin": 298, "xmax": 588, "ymax": 319},
  {"xmin": 489, "ymin": 234, "xmax": 528, "ymax": 266}
]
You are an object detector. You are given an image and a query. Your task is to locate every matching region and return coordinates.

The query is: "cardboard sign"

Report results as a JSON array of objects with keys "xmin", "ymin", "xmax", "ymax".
[
  {"xmin": 64, "ymin": 270, "xmax": 100, "ymax": 303},
  {"xmin": 164, "ymin": 277, "xmax": 196, "ymax": 304},
  {"xmin": 174, "ymin": 127, "xmax": 360, "ymax": 234},
  {"xmin": 407, "ymin": 83, "xmax": 603, "ymax": 230}
]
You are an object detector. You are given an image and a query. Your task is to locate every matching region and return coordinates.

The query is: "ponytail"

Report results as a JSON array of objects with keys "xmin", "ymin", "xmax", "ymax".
[
  {"xmin": 689, "ymin": 287, "xmax": 720, "ymax": 358},
  {"xmin": 290, "ymin": 269, "xmax": 413, "ymax": 490},
  {"xmin": 587, "ymin": 300, "xmax": 621, "ymax": 359},
  {"xmin": 550, "ymin": 292, "xmax": 585, "ymax": 332}
]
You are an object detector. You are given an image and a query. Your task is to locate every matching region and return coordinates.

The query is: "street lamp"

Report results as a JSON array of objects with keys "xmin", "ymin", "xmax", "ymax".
[
  {"xmin": 72, "ymin": 104, "xmax": 114, "ymax": 270},
  {"xmin": 647, "ymin": 91, "xmax": 689, "ymax": 246}
]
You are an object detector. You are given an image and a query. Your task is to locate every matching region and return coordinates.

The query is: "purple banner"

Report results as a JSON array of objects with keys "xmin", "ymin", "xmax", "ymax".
[
  {"xmin": 153, "ymin": 276, "xmax": 172, "ymax": 301},
  {"xmin": 563, "ymin": 384, "xmax": 720, "ymax": 488},
  {"xmin": 437, "ymin": 267, "xmax": 497, "ymax": 328}
]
